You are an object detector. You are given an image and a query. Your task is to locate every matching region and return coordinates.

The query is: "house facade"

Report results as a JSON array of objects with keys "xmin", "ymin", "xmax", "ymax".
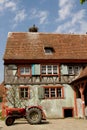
[{"xmin": 3, "ymin": 32, "xmax": 87, "ymax": 118}]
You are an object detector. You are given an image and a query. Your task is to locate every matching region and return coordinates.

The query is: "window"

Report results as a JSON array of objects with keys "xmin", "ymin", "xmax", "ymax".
[
  {"xmin": 68, "ymin": 66, "xmax": 74, "ymax": 75},
  {"xmin": 68, "ymin": 66, "xmax": 81, "ymax": 75},
  {"xmin": 19, "ymin": 87, "xmax": 29, "ymax": 99},
  {"xmin": 44, "ymin": 47, "xmax": 54, "ymax": 54},
  {"xmin": 18, "ymin": 66, "xmax": 31, "ymax": 76},
  {"xmin": 41, "ymin": 65, "xmax": 58, "ymax": 75},
  {"xmin": 44, "ymin": 86, "xmax": 64, "ymax": 99},
  {"xmin": 74, "ymin": 66, "xmax": 80, "ymax": 74}
]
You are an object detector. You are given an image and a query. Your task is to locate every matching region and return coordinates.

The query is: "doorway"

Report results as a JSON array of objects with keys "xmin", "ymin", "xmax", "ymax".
[{"xmin": 63, "ymin": 108, "xmax": 73, "ymax": 118}]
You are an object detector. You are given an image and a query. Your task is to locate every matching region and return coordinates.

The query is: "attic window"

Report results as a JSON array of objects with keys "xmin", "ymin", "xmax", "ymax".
[{"xmin": 44, "ymin": 47, "xmax": 54, "ymax": 54}]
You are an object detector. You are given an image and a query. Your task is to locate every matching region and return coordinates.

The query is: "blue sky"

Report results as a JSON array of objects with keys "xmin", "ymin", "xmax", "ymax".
[{"xmin": 0, "ymin": 0, "xmax": 87, "ymax": 82}]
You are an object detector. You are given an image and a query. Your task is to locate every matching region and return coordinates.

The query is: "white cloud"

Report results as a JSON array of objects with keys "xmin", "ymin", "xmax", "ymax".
[
  {"xmin": 5, "ymin": 1, "xmax": 16, "ymax": 11},
  {"xmin": 55, "ymin": 0, "xmax": 87, "ymax": 34},
  {"xmin": 0, "ymin": 0, "xmax": 17, "ymax": 12},
  {"xmin": 0, "ymin": 0, "xmax": 27, "ymax": 28},
  {"xmin": 72, "ymin": 9, "xmax": 86, "ymax": 25},
  {"xmin": 13, "ymin": 9, "xmax": 27, "ymax": 28},
  {"xmin": 0, "ymin": 6, "xmax": 3, "ymax": 12},
  {"xmin": 55, "ymin": 9, "xmax": 87, "ymax": 34},
  {"xmin": 0, "ymin": 0, "xmax": 5, "ymax": 4},
  {"xmin": 59, "ymin": 0, "xmax": 69, "ymax": 7},
  {"xmin": 80, "ymin": 21, "xmax": 87, "ymax": 34},
  {"xmin": 14, "ymin": 9, "xmax": 27, "ymax": 23},
  {"xmin": 58, "ymin": 0, "xmax": 74, "ymax": 20},
  {"xmin": 55, "ymin": 22, "xmax": 71, "ymax": 33},
  {"xmin": 39, "ymin": 11, "xmax": 48, "ymax": 24},
  {"xmin": 58, "ymin": 4, "xmax": 72, "ymax": 20},
  {"xmin": 30, "ymin": 8, "xmax": 49, "ymax": 24}
]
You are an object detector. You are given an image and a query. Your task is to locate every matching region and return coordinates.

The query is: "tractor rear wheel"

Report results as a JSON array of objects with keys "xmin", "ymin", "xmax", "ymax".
[
  {"xmin": 5, "ymin": 116, "xmax": 15, "ymax": 126},
  {"xmin": 26, "ymin": 108, "xmax": 42, "ymax": 124}
]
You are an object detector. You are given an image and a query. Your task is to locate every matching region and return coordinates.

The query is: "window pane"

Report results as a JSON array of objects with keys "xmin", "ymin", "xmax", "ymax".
[
  {"xmin": 20, "ymin": 68, "xmax": 24, "ymax": 74},
  {"xmin": 68, "ymin": 66, "xmax": 74, "ymax": 74},
  {"xmin": 74, "ymin": 66, "xmax": 80, "ymax": 74},
  {"xmin": 47, "ymin": 65, "xmax": 52, "ymax": 74},
  {"xmin": 44, "ymin": 87, "xmax": 63, "ymax": 99},
  {"xmin": 41, "ymin": 65, "xmax": 58, "ymax": 75},
  {"xmin": 20, "ymin": 91, "xmax": 24, "ymax": 98},
  {"xmin": 25, "ymin": 88, "xmax": 28, "ymax": 92},
  {"xmin": 21, "ymin": 88, "xmax": 24, "ymax": 91},
  {"xmin": 25, "ymin": 92, "xmax": 28, "ymax": 97},
  {"xmin": 20, "ymin": 67, "xmax": 30, "ymax": 75},
  {"xmin": 25, "ymin": 68, "xmax": 30, "ymax": 74},
  {"xmin": 53, "ymin": 65, "xmax": 58, "ymax": 74},
  {"xmin": 20, "ymin": 88, "xmax": 28, "ymax": 98},
  {"xmin": 50, "ymin": 88, "xmax": 55, "ymax": 97},
  {"xmin": 57, "ymin": 88, "xmax": 61, "ymax": 98},
  {"xmin": 41, "ymin": 66, "xmax": 46, "ymax": 74},
  {"xmin": 45, "ymin": 88, "xmax": 49, "ymax": 98}
]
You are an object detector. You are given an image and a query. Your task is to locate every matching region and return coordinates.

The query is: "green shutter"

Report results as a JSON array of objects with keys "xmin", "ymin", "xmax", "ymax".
[
  {"xmin": 35, "ymin": 64, "xmax": 40, "ymax": 75},
  {"xmin": 61, "ymin": 65, "xmax": 68, "ymax": 75},
  {"xmin": 38, "ymin": 87, "xmax": 45, "ymax": 99},
  {"xmin": 32, "ymin": 64, "xmax": 40, "ymax": 75}
]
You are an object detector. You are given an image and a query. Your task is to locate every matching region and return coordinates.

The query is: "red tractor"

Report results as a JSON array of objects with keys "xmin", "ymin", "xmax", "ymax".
[{"xmin": 5, "ymin": 106, "xmax": 46, "ymax": 126}]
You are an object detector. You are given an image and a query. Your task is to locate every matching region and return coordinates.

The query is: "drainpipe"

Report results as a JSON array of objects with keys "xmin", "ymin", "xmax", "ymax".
[{"xmin": 74, "ymin": 86, "xmax": 78, "ymax": 117}]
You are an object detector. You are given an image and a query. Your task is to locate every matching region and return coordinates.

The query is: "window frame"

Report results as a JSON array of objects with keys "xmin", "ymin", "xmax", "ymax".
[
  {"xmin": 44, "ymin": 47, "xmax": 54, "ymax": 54},
  {"xmin": 43, "ymin": 86, "xmax": 64, "ymax": 99},
  {"xmin": 68, "ymin": 66, "xmax": 81, "ymax": 75},
  {"xmin": 19, "ymin": 86, "xmax": 30, "ymax": 99},
  {"xmin": 41, "ymin": 64, "xmax": 59, "ymax": 76},
  {"xmin": 18, "ymin": 65, "xmax": 31, "ymax": 77}
]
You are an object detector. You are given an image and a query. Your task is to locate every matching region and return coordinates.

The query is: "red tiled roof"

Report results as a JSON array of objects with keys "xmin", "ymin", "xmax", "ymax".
[
  {"xmin": 3, "ymin": 32, "xmax": 87, "ymax": 61},
  {"xmin": 77, "ymin": 67, "xmax": 87, "ymax": 79}
]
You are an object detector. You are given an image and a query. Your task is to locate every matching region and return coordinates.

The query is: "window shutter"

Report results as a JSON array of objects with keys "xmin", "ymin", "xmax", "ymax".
[
  {"xmin": 32, "ymin": 64, "xmax": 35, "ymax": 75},
  {"xmin": 61, "ymin": 65, "xmax": 68, "ymax": 75},
  {"xmin": 35, "ymin": 64, "xmax": 40, "ymax": 75},
  {"xmin": 32, "ymin": 64, "xmax": 40, "ymax": 75},
  {"xmin": 38, "ymin": 87, "xmax": 45, "ymax": 99}
]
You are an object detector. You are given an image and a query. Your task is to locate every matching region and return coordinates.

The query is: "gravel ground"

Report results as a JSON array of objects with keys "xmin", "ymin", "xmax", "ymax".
[{"xmin": 0, "ymin": 118, "xmax": 87, "ymax": 130}]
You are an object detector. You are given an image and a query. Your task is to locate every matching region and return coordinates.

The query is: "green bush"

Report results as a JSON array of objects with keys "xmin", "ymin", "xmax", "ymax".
[
  {"xmin": 0, "ymin": 97, "xmax": 2, "ymax": 102},
  {"xmin": 0, "ymin": 111, "xmax": 5, "ymax": 120}
]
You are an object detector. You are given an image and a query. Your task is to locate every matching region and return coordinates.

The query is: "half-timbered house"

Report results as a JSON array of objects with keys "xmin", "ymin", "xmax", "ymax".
[{"xmin": 3, "ymin": 32, "xmax": 87, "ymax": 118}]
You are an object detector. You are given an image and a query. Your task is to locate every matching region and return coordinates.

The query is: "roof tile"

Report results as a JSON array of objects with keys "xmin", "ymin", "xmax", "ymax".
[{"xmin": 3, "ymin": 33, "xmax": 87, "ymax": 60}]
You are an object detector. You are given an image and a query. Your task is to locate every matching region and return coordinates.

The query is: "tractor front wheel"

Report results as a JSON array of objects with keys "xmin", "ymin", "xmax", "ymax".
[
  {"xmin": 26, "ymin": 108, "xmax": 42, "ymax": 124},
  {"xmin": 5, "ymin": 116, "xmax": 15, "ymax": 126}
]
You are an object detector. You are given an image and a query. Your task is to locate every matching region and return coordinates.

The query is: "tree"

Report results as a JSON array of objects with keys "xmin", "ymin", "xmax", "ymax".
[
  {"xmin": 7, "ymin": 85, "xmax": 23, "ymax": 108},
  {"xmin": 80, "ymin": 0, "xmax": 87, "ymax": 4}
]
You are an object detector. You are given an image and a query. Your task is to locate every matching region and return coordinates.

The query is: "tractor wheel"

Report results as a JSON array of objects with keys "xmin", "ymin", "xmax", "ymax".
[
  {"xmin": 5, "ymin": 116, "xmax": 15, "ymax": 126},
  {"xmin": 26, "ymin": 108, "xmax": 42, "ymax": 124}
]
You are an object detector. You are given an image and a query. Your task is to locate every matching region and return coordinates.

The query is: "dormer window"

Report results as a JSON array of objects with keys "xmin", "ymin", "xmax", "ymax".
[{"xmin": 44, "ymin": 47, "xmax": 54, "ymax": 54}]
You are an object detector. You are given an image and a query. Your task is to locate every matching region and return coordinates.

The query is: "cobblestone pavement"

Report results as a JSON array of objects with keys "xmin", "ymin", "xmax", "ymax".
[{"xmin": 0, "ymin": 118, "xmax": 87, "ymax": 130}]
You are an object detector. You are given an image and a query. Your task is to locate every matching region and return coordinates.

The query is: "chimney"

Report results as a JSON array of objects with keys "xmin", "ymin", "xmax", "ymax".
[{"xmin": 29, "ymin": 25, "xmax": 38, "ymax": 32}]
